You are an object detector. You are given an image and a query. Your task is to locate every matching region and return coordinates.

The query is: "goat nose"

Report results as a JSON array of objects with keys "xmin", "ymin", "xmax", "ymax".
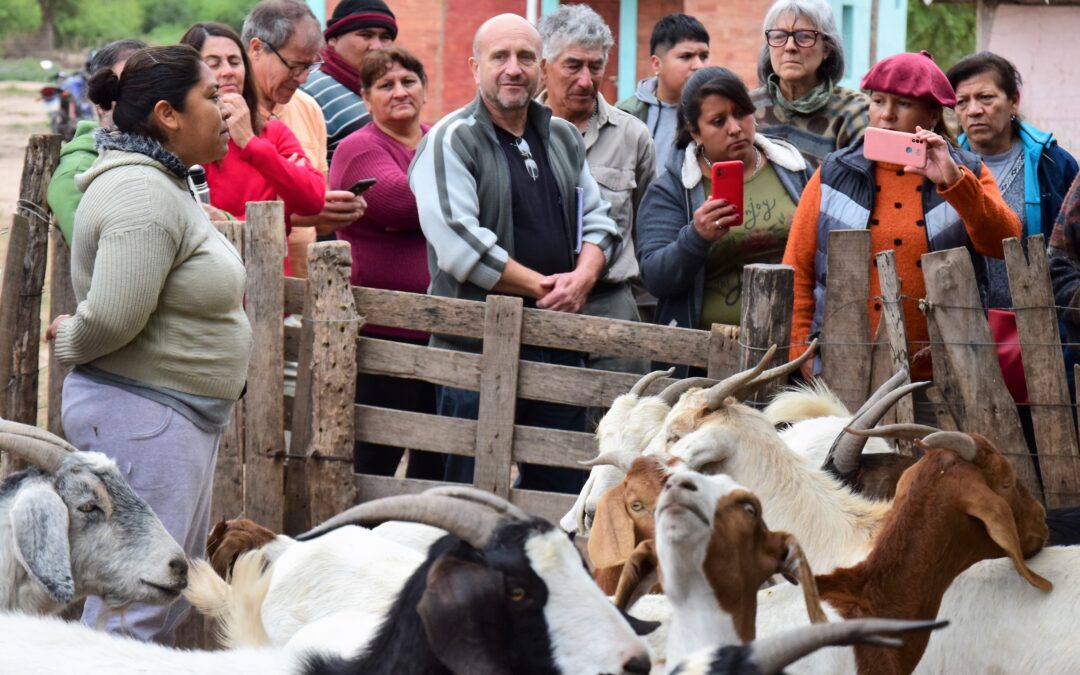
[
  {"xmin": 170, "ymin": 557, "xmax": 189, "ymax": 581},
  {"xmin": 623, "ymin": 653, "xmax": 651, "ymax": 674},
  {"xmin": 675, "ymin": 477, "xmax": 698, "ymax": 492}
]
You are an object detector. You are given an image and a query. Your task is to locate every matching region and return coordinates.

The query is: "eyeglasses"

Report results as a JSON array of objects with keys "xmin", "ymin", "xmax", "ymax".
[
  {"xmin": 260, "ymin": 39, "xmax": 322, "ymax": 78},
  {"xmin": 512, "ymin": 136, "xmax": 539, "ymax": 181},
  {"xmin": 765, "ymin": 29, "xmax": 821, "ymax": 48}
]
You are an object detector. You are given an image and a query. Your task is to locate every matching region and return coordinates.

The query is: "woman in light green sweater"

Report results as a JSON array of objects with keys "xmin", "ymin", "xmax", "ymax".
[{"xmin": 45, "ymin": 45, "xmax": 252, "ymax": 644}]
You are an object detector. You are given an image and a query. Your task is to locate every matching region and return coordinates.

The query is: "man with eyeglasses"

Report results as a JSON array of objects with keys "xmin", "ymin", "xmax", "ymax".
[
  {"xmin": 301, "ymin": 0, "xmax": 397, "ymax": 166},
  {"xmin": 749, "ymin": 0, "xmax": 869, "ymax": 168},
  {"xmin": 537, "ymin": 4, "xmax": 654, "ymax": 379},
  {"xmin": 242, "ymin": 0, "xmax": 367, "ymax": 276},
  {"xmin": 411, "ymin": 13, "xmax": 619, "ymax": 495}
]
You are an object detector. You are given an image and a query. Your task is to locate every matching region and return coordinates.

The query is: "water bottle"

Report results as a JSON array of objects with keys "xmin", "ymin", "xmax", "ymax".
[{"xmin": 188, "ymin": 165, "xmax": 211, "ymax": 205}]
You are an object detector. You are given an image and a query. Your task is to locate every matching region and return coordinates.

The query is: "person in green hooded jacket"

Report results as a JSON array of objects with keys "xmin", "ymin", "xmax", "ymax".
[{"xmin": 47, "ymin": 39, "xmax": 146, "ymax": 244}]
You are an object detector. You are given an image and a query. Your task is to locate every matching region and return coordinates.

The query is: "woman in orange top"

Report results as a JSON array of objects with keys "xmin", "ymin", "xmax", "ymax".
[{"xmin": 782, "ymin": 51, "xmax": 1020, "ymax": 382}]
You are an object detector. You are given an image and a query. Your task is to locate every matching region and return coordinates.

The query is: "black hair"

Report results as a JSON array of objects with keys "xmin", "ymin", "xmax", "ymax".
[
  {"xmin": 181, "ymin": 22, "xmax": 264, "ymax": 137},
  {"xmin": 87, "ymin": 45, "xmax": 205, "ymax": 143},
  {"xmin": 676, "ymin": 67, "xmax": 756, "ymax": 149},
  {"xmin": 650, "ymin": 13, "xmax": 710, "ymax": 56},
  {"xmin": 87, "ymin": 39, "xmax": 148, "ymax": 76},
  {"xmin": 946, "ymin": 51, "xmax": 1022, "ymax": 102}
]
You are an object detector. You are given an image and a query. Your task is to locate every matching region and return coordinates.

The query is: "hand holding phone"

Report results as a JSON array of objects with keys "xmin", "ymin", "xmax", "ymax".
[
  {"xmin": 711, "ymin": 160, "xmax": 744, "ymax": 227},
  {"xmin": 348, "ymin": 177, "xmax": 377, "ymax": 196},
  {"xmin": 863, "ymin": 127, "xmax": 927, "ymax": 169}
]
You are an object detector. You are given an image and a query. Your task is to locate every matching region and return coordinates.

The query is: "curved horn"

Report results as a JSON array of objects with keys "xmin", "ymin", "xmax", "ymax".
[
  {"xmin": 629, "ymin": 368, "xmax": 676, "ymax": 397},
  {"xmin": 0, "ymin": 431, "xmax": 70, "ymax": 474},
  {"xmin": 920, "ymin": 431, "xmax": 978, "ymax": 461},
  {"xmin": 848, "ymin": 365, "xmax": 910, "ymax": 422},
  {"xmin": 737, "ymin": 339, "xmax": 819, "ymax": 399},
  {"xmin": 0, "ymin": 419, "xmax": 79, "ymax": 454},
  {"xmin": 705, "ymin": 344, "xmax": 778, "ymax": 410},
  {"xmin": 423, "ymin": 485, "xmax": 529, "ymax": 520},
  {"xmin": 579, "ymin": 449, "xmax": 641, "ymax": 473},
  {"xmin": 296, "ymin": 494, "xmax": 505, "ymax": 548},
  {"xmin": 749, "ymin": 618, "xmax": 949, "ymax": 675},
  {"xmin": 844, "ymin": 423, "xmax": 942, "ymax": 442},
  {"xmin": 656, "ymin": 377, "xmax": 717, "ymax": 407},
  {"xmin": 824, "ymin": 380, "xmax": 931, "ymax": 476}
]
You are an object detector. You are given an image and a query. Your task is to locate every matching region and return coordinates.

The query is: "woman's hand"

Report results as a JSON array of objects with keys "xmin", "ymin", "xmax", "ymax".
[
  {"xmin": 220, "ymin": 92, "xmax": 254, "ymax": 149},
  {"xmin": 201, "ymin": 203, "xmax": 232, "ymax": 221},
  {"xmin": 905, "ymin": 126, "xmax": 962, "ymax": 189},
  {"xmin": 312, "ymin": 190, "xmax": 368, "ymax": 236},
  {"xmin": 45, "ymin": 314, "xmax": 70, "ymax": 342},
  {"xmin": 692, "ymin": 197, "xmax": 740, "ymax": 242}
]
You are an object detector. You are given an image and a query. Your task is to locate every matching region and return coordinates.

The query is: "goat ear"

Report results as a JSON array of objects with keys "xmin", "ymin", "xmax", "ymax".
[
  {"xmin": 10, "ymin": 486, "xmax": 75, "ymax": 604},
  {"xmin": 418, "ymin": 554, "xmax": 514, "ymax": 675},
  {"xmin": 587, "ymin": 484, "xmax": 637, "ymax": 569},
  {"xmin": 612, "ymin": 539, "xmax": 659, "ymax": 611},
  {"xmin": 961, "ymin": 488, "xmax": 1052, "ymax": 591},
  {"xmin": 778, "ymin": 536, "xmax": 828, "ymax": 625}
]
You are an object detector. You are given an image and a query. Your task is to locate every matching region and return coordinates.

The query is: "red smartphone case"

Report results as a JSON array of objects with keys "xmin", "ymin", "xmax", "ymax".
[
  {"xmin": 711, "ymin": 160, "xmax": 744, "ymax": 226},
  {"xmin": 862, "ymin": 127, "xmax": 927, "ymax": 169}
]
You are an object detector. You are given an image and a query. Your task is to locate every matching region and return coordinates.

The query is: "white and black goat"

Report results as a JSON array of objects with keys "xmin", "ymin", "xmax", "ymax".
[
  {"xmin": 0, "ymin": 419, "xmax": 187, "ymax": 614},
  {"xmin": 12, "ymin": 487, "xmax": 655, "ymax": 675}
]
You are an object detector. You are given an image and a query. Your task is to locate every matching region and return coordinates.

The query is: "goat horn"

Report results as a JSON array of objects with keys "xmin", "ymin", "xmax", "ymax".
[
  {"xmin": 848, "ymin": 365, "xmax": 910, "ymax": 422},
  {"xmin": 629, "ymin": 368, "xmax": 676, "ymax": 396},
  {"xmin": 736, "ymin": 339, "xmax": 819, "ymax": 400},
  {"xmin": 296, "ymin": 493, "xmax": 505, "ymax": 549},
  {"xmin": 824, "ymin": 380, "xmax": 931, "ymax": 477},
  {"xmin": 749, "ymin": 618, "xmax": 949, "ymax": 674},
  {"xmin": 579, "ymin": 449, "xmax": 640, "ymax": 472},
  {"xmin": 656, "ymin": 377, "xmax": 717, "ymax": 407},
  {"xmin": 0, "ymin": 419, "xmax": 78, "ymax": 454},
  {"xmin": 705, "ymin": 344, "xmax": 778, "ymax": 410},
  {"xmin": 424, "ymin": 485, "xmax": 529, "ymax": 520},
  {"xmin": 0, "ymin": 427, "xmax": 72, "ymax": 474},
  {"xmin": 844, "ymin": 423, "xmax": 942, "ymax": 441},
  {"xmin": 920, "ymin": 431, "xmax": 978, "ymax": 461}
]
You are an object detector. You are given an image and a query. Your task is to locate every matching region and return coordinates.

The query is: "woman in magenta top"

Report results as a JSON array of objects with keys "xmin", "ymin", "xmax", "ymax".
[
  {"xmin": 181, "ymin": 22, "xmax": 325, "ymax": 274},
  {"xmin": 329, "ymin": 46, "xmax": 443, "ymax": 479}
]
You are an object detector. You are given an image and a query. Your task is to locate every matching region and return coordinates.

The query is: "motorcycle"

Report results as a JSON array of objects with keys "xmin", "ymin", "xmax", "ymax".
[{"xmin": 39, "ymin": 62, "xmax": 94, "ymax": 141}]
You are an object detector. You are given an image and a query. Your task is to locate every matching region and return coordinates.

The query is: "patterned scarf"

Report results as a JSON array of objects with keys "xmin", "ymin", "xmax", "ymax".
[
  {"xmin": 1050, "ymin": 175, "xmax": 1080, "ymax": 259},
  {"xmin": 93, "ymin": 127, "xmax": 188, "ymax": 178},
  {"xmin": 766, "ymin": 74, "xmax": 834, "ymax": 115},
  {"xmin": 319, "ymin": 44, "xmax": 362, "ymax": 94}
]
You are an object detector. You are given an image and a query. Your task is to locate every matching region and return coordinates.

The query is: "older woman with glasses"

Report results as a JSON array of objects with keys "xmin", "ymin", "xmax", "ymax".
[{"xmin": 751, "ymin": 0, "xmax": 869, "ymax": 167}]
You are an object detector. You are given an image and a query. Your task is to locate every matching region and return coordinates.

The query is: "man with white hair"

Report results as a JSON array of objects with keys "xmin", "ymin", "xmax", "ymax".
[
  {"xmin": 538, "ymin": 3, "xmax": 655, "ymax": 368},
  {"xmin": 411, "ymin": 13, "xmax": 619, "ymax": 494}
]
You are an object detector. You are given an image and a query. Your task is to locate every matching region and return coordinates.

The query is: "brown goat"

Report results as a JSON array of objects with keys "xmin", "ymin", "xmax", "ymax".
[
  {"xmin": 784, "ymin": 431, "xmax": 1051, "ymax": 675},
  {"xmin": 206, "ymin": 518, "xmax": 278, "ymax": 579}
]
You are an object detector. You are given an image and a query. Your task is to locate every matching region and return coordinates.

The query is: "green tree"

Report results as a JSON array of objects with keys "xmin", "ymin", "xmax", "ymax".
[
  {"xmin": 37, "ymin": 0, "xmax": 76, "ymax": 49},
  {"xmin": 56, "ymin": 0, "xmax": 143, "ymax": 48},
  {"xmin": 0, "ymin": 0, "xmax": 40, "ymax": 40},
  {"xmin": 906, "ymin": 1, "xmax": 976, "ymax": 73}
]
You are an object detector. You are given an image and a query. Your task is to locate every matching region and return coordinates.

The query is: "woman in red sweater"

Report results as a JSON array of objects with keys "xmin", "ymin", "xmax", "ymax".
[
  {"xmin": 181, "ymin": 22, "xmax": 326, "ymax": 275},
  {"xmin": 329, "ymin": 47, "xmax": 443, "ymax": 479},
  {"xmin": 782, "ymin": 51, "xmax": 1020, "ymax": 387}
]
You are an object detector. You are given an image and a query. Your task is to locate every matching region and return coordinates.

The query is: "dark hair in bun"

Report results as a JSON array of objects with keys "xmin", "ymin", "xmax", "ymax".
[{"xmin": 87, "ymin": 45, "xmax": 205, "ymax": 142}]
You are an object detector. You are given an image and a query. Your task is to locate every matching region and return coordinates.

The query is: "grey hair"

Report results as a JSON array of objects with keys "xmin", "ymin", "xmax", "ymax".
[
  {"xmin": 756, "ymin": 0, "xmax": 846, "ymax": 86},
  {"xmin": 241, "ymin": 0, "xmax": 323, "ymax": 52},
  {"xmin": 538, "ymin": 3, "xmax": 615, "ymax": 63}
]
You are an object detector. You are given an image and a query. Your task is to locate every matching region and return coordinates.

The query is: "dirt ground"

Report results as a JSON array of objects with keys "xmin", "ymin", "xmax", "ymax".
[{"xmin": 0, "ymin": 82, "xmax": 50, "ymax": 229}]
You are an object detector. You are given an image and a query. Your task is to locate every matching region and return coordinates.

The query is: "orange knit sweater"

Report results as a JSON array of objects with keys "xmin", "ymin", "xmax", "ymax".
[{"xmin": 783, "ymin": 162, "xmax": 1021, "ymax": 380}]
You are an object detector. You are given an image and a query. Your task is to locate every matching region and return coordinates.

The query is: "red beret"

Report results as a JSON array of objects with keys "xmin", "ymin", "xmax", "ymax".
[{"xmin": 860, "ymin": 50, "xmax": 957, "ymax": 108}]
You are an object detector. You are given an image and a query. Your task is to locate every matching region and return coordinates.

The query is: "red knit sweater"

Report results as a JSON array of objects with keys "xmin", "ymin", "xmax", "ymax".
[{"xmin": 330, "ymin": 123, "xmax": 432, "ymax": 339}]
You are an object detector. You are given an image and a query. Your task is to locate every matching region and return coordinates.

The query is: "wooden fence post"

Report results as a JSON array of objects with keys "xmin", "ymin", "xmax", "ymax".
[
  {"xmin": 242, "ymin": 202, "xmax": 286, "ymax": 530},
  {"xmin": 874, "ymin": 250, "xmax": 915, "ymax": 452},
  {"xmin": 210, "ymin": 220, "xmax": 246, "ymax": 526},
  {"xmin": 46, "ymin": 229, "xmax": 76, "ymax": 437},
  {"xmin": 820, "ymin": 230, "xmax": 873, "ymax": 412},
  {"xmin": 1003, "ymin": 236, "xmax": 1080, "ymax": 507},
  {"xmin": 474, "ymin": 295, "xmax": 523, "ymax": 498},
  {"xmin": 921, "ymin": 247, "xmax": 1042, "ymax": 500},
  {"xmin": 739, "ymin": 264, "xmax": 793, "ymax": 402},
  {"xmin": 706, "ymin": 324, "xmax": 740, "ymax": 380},
  {"xmin": 287, "ymin": 242, "xmax": 359, "ymax": 532}
]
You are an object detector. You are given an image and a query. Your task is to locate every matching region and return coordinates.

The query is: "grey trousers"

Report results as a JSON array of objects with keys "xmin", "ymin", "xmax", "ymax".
[{"xmin": 62, "ymin": 370, "xmax": 220, "ymax": 644}]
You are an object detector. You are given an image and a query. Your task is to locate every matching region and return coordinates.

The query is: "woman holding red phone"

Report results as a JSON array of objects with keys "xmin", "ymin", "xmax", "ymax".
[
  {"xmin": 637, "ymin": 67, "xmax": 809, "ymax": 374},
  {"xmin": 782, "ymin": 51, "xmax": 1021, "ymax": 386}
]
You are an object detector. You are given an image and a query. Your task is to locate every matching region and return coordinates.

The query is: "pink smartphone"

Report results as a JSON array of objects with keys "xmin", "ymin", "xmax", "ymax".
[
  {"xmin": 863, "ymin": 127, "xmax": 927, "ymax": 168},
  {"xmin": 711, "ymin": 160, "xmax": 744, "ymax": 226}
]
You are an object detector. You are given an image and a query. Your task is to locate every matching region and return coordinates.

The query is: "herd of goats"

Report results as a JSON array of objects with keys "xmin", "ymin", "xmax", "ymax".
[{"xmin": 1, "ymin": 340, "xmax": 1078, "ymax": 674}]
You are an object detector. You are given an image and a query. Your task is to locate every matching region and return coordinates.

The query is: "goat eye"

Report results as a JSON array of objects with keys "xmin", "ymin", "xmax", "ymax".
[
  {"xmin": 741, "ymin": 501, "xmax": 758, "ymax": 517},
  {"xmin": 508, "ymin": 587, "xmax": 527, "ymax": 602},
  {"xmin": 77, "ymin": 503, "xmax": 97, "ymax": 513},
  {"xmin": 630, "ymin": 501, "xmax": 645, "ymax": 512}
]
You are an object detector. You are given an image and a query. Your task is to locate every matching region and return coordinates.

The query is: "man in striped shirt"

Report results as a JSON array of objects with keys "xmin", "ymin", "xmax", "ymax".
[{"xmin": 301, "ymin": 0, "xmax": 396, "ymax": 165}]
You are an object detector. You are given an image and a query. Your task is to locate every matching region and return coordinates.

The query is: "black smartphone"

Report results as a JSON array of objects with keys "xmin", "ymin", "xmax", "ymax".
[{"xmin": 349, "ymin": 177, "xmax": 377, "ymax": 196}]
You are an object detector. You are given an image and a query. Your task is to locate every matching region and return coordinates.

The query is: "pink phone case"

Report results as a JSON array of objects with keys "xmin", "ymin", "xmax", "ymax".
[{"xmin": 862, "ymin": 127, "xmax": 927, "ymax": 169}]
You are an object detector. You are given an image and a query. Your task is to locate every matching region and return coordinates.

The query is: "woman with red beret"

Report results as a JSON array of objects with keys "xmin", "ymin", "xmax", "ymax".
[{"xmin": 782, "ymin": 51, "xmax": 1021, "ymax": 386}]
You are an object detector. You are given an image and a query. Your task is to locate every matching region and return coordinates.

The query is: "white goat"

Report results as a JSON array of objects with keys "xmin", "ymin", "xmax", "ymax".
[{"xmin": 0, "ymin": 420, "xmax": 187, "ymax": 614}]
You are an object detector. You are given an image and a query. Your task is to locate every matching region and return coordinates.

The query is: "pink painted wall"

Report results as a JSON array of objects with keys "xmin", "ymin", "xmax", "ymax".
[{"xmin": 986, "ymin": 5, "xmax": 1080, "ymax": 158}]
